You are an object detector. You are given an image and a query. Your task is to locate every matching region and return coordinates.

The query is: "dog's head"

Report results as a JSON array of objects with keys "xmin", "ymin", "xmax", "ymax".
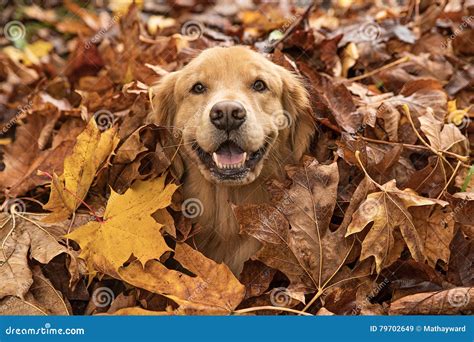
[{"xmin": 149, "ymin": 46, "xmax": 314, "ymax": 185}]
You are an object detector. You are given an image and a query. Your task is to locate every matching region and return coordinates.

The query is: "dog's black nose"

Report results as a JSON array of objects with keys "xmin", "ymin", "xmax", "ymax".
[{"xmin": 210, "ymin": 101, "xmax": 246, "ymax": 132}]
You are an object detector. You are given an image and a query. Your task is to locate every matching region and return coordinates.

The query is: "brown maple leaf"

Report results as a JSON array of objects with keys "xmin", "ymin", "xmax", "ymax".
[
  {"xmin": 346, "ymin": 178, "xmax": 448, "ymax": 273},
  {"xmin": 234, "ymin": 157, "xmax": 354, "ymax": 305}
]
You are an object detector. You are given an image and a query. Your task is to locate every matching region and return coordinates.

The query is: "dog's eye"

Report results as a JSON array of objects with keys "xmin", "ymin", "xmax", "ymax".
[
  {"xmin": 191, "ymin": 82, "xmax": 206, "ymax": 94},
  {"xmin": 252, "ymin": 80, "xmax": 267, "ymax": 92}
]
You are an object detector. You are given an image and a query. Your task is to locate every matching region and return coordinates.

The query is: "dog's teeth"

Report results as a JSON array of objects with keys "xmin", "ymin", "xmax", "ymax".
[
  {"xmin": 243, "ymin": 152, "xmax": 247, "ymax": 162},
  {"xmin": 214, "ymin": 156, "xmax": 223, "ymax": 169}
]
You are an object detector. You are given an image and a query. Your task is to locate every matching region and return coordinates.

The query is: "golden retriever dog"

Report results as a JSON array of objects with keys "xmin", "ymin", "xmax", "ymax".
[{"xmin": 148, "ymin": 46, "xmax": 315, "ymax": 275}]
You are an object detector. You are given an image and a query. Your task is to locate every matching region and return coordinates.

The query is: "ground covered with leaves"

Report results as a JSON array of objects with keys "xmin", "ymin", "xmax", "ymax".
[{"xmin": 0, "ymin": 0, "xmax": 473, "ymax": 316}]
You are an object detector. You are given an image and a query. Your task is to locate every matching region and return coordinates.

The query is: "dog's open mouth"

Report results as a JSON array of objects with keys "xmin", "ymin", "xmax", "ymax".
[{"xmin": 192, "ymin": 140, "xmax": 268, "ymax": 180}]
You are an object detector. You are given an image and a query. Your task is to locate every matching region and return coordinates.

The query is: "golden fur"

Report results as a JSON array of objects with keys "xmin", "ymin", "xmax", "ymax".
[{"xmin": 147, "ymin": 46, "xmax": 314, "ymax": 274}]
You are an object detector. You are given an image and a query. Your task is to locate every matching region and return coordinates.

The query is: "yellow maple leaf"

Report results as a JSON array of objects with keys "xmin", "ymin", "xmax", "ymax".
[
  {"xmin": 66, "ymin": 176, "xmax": 178, "ymax": 275},
  {"xmin": 43, "ymin": 119, "xmax": 119, "ymax": 222}
]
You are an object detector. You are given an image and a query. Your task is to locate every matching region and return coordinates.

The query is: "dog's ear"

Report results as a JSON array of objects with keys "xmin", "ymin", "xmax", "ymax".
[
  {"xmin": 146, "ymin": 72, "xmax": 178, "ymax": 127},
  {"xmin": 280, "ymin": 68, "xmax": 316, "ymax": 161},
  {"xmin": 146, "ymin": 72, "xmax": 186, "ymax": 179}
]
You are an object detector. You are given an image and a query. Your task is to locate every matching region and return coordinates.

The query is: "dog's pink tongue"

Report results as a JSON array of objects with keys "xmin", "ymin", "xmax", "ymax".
[
  {"xmin": 216, "ymin": 151, "xmax": 244, "ymax": 164},
  {"xmin": 215, "ymin": 143, "xmax": 245, "ymax": 165}
]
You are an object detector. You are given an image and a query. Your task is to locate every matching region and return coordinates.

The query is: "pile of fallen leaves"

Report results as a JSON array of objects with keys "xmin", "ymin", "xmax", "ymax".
[{"xmin": 0, "ymin": 0, "xmax": 473, "ymax": 316}]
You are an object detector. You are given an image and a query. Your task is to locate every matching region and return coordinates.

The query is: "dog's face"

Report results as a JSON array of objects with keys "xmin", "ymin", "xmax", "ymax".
[{"xmin": 149, "ymin": 46, "xmax": 314, "ymax": 185}]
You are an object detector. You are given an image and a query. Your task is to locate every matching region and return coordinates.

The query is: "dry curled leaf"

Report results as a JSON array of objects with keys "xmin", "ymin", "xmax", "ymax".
[
  {"xmin": 0, "ymin": 116, "xmax": 84, "ymax": 197},
  {"xmin": 0, "ymin": 266, "xmax": 70, "ymax": 315},
  {"xmin": 119, "ymin": 243, "xmax": 245, "ymax": 314},
  {"xmin": 346, "ymin": 178, "xmax": 448, "ymax": 273},
  {"xmin": 0, "ymin": 230, "xmax": 32, "ymax": 299},
  {"xmin": 389, "ymin": 287, "xmax": 474, "ymax": 315}
]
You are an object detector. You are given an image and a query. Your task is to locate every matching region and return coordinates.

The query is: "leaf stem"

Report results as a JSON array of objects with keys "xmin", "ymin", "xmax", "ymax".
[
  {"xmin": 301, "ymin": 288, "xmax": 325, "ymax": 313},
  {"xmin": 437, "ymin": 160, "xmax": 462, "ymax": 199},
  {"xmin": 346, "ymin": 56, "xmax": 410, "ymax": 82},
  {"xmin": 359, "ymin": 136, "xmax": 470, "ymax": 165},
  {"xmin": 403, "ymin": 105, "xmax": 468, "ymax": 163},
  {"xmin": 354, "ymin": 151, "xmax": 384, "ymax": 191},
  {"xmin": 39, "ymin": 171, "xmax": 103, "ymax": 222}
]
